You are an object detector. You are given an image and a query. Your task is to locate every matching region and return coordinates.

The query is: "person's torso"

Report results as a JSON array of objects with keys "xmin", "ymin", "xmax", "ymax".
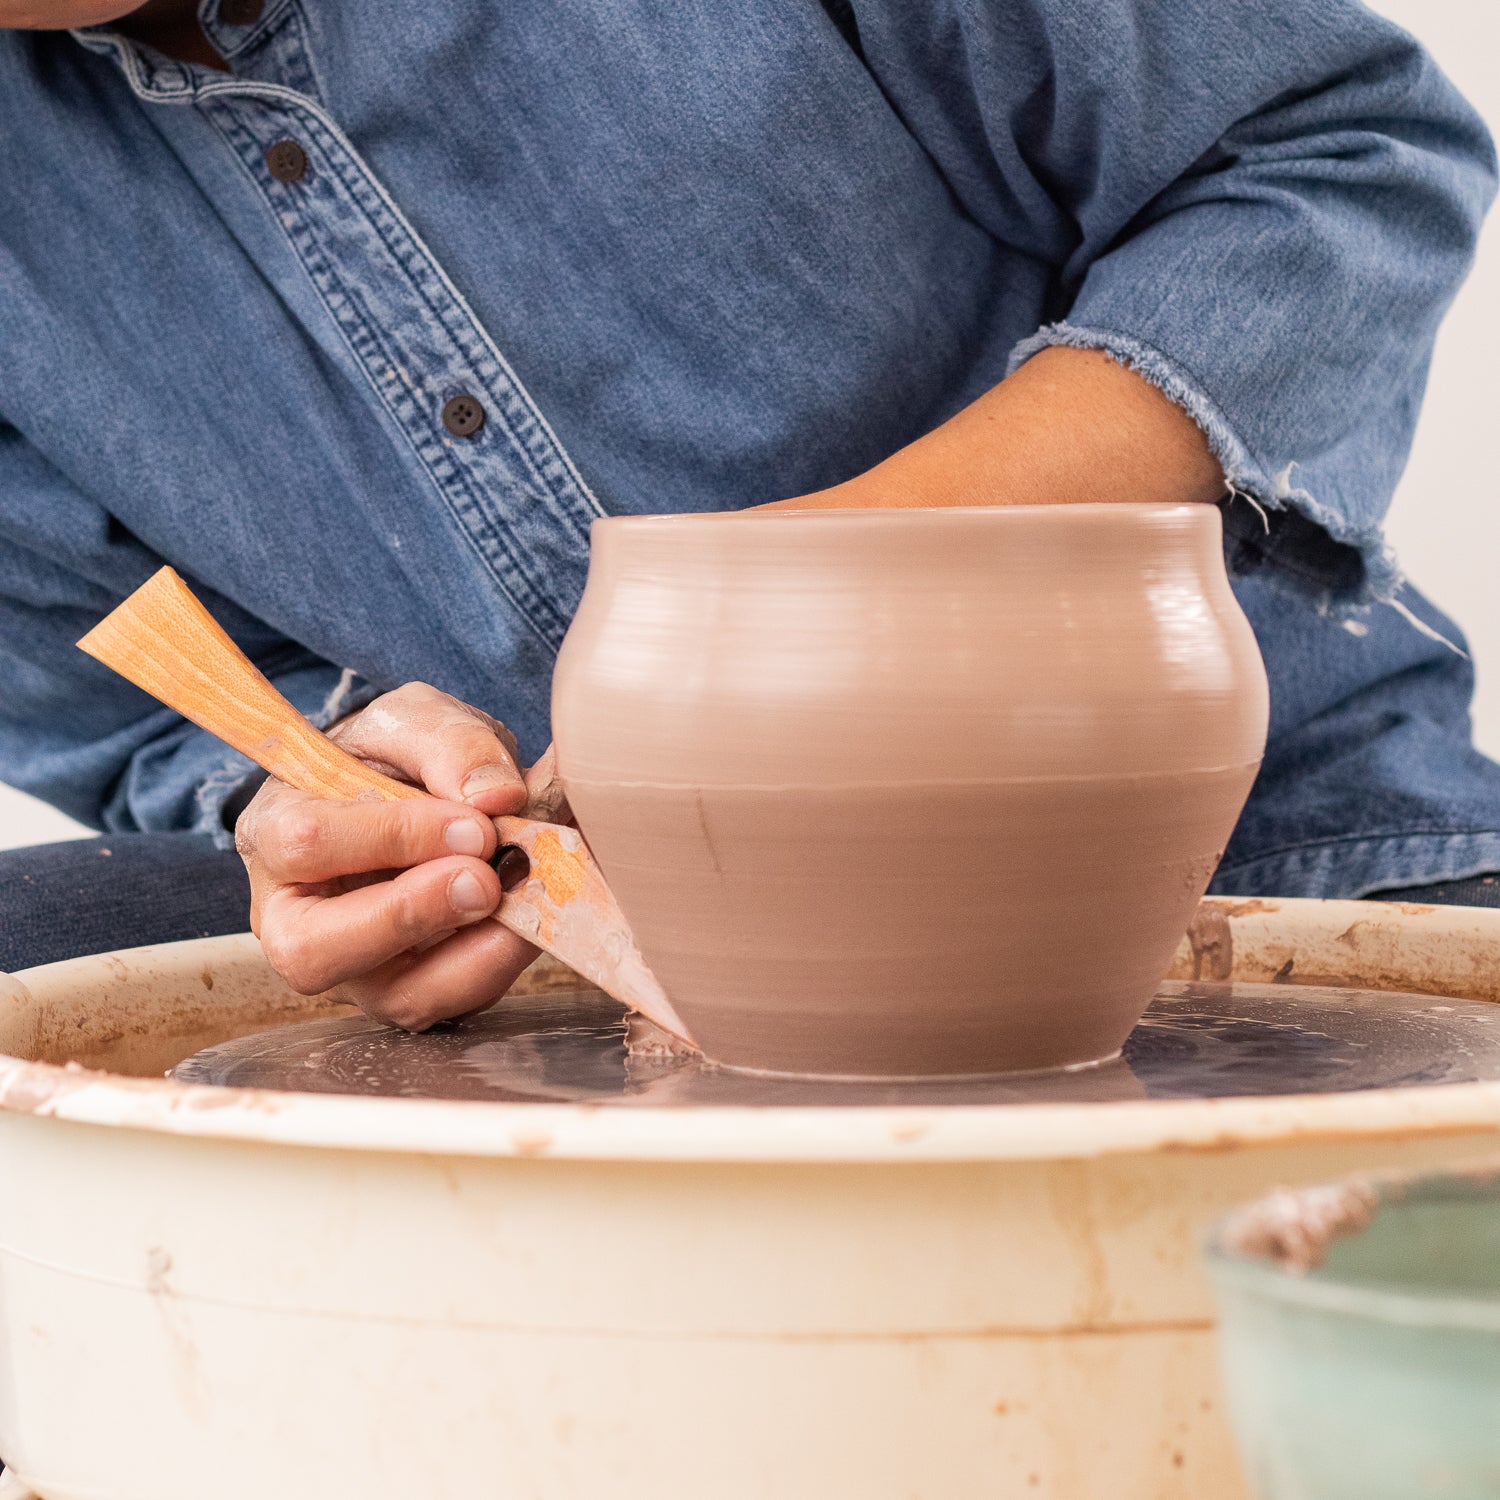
[
  {"xmin": 0, "ymin": 1, "xmax": 1063, "ymax": 756},
  {"xmin": 0, "ymin": 0, "xmax": 1473, "ymax": 825}
]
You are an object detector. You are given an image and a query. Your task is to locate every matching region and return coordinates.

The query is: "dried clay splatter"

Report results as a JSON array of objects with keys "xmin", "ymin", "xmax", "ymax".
[{"xmin": 1222, "ymin": 1179, "xmax": 1382, "ymax": 1275}]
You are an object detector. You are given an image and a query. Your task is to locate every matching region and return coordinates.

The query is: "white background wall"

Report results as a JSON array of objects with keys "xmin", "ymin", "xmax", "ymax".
[
  {"xmin": 1, "ymin": 0, "xmax": 1496, "ymax": 854},
  {"xmin": 1377, "ymin": 0, "xmax": 1500, "ymax": 739}
]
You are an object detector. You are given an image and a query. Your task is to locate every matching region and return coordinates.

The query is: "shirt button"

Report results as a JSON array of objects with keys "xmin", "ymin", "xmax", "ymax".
[
  {"xmin": 442, "ymin": 394, "xmax": 487, "ymax": 438},
  {"xmin": 220, "ymin": 0, "xmax": 263, "ymax": 24},
  {"xmin": 265, "ymin": 140, "xmax": 308, "ymax": 183}
]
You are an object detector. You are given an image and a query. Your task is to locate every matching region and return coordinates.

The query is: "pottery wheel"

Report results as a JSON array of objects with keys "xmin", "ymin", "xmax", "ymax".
[{"xmin": 172, "ymin": 981, "xmax": 1500, "ymax": 1106}]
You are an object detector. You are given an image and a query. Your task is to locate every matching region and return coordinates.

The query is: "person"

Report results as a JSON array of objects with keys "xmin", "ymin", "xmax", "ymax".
[{"xmin": 1, "ymin": 0, "xmax": 1497, "ymax": 1028}]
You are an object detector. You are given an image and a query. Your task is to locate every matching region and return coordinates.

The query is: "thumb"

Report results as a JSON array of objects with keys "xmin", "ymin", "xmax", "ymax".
[{"xmin": 332, "ymin": 684, "xmax": 528, "ymax": 816}]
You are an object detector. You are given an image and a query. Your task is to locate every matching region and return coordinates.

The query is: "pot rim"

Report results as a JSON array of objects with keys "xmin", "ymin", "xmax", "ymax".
[{"xmin": 593, "ymin": 501, "xmax": 1210, "ymax": 533}]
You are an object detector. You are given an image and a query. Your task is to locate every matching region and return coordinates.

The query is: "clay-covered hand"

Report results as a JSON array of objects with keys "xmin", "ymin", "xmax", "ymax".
[{"xmin": 235, "ymin": 682, "xmax": 539, "ymax": 1031}]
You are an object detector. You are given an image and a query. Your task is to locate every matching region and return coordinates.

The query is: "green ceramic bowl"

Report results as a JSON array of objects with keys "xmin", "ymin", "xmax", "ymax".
[{"xmin": 1206, "ymin": 1164, "xmax": 1500, "ymax": 1500}]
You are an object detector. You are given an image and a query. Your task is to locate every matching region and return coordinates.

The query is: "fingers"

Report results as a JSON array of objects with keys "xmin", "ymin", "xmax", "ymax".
[
  {"xmin": 239, "ymin": 783, "xmax": 497, "ymax": 886},
  {"xmin": 523, "ymin": 743, "xmax": 572, "ymax": 824},
  {"xmin": 257, "ymin": 854, "xmax": 504, "ymax": 996},
  {"xmin": 232, "ymin": 682, "xmax": 537, "ymax": 1028},
  {"xmin": 341, "ymin": 921, "xmax": 540, "ymax": 1031},
  {"xmin": 332, "ymin": 682, "xmax": 527, "ymax": 815}
]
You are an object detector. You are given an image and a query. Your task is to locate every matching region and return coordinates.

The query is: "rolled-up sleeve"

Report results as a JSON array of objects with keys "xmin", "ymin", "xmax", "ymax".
[
  {"xmin": 853, "ymin": 0, "xmax": 1497, "ymax": 602},
  {"xmin": 0, "ymin": 426, "xmax": 376, "ymax": 842}
]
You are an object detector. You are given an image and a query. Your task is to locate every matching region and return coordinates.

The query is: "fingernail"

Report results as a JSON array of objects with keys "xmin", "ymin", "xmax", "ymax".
[
  {"xmin": 449, "ymin": 870, "xmax": 492, "ymax": 915},
  {"xmin": 462, "ymin": 767, "xmax": 520, "ymax": 800},
  {"xmin": 444, "ymin": 817, "xmax": 488, "ymax": 857}
]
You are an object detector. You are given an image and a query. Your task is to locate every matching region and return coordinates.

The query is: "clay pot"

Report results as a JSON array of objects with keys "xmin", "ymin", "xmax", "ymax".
[{"xmin": 552, "ymin": 504, "xmax": 1268, "ymax": 1076}]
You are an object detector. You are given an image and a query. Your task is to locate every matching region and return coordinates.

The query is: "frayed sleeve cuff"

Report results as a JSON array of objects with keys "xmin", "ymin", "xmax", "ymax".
[{"xmin": 1008, "ymin": 321, "xmax": 1402, "ymax": 609}]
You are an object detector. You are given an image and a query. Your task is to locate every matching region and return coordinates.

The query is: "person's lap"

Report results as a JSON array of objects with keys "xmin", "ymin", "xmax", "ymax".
[
  {"xmin": 1365, "ymin": 874, "xmax": 1500, "ymax": 907},
  {"xmin": 0, "ymin": 833, "xmax": 252, "ymax": 972}
]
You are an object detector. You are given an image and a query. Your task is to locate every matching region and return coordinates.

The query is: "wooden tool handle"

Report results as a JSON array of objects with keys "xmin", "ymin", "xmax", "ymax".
[
  {"xmin": 79, "ymin": 567, "xmax": 691, "ymax": 1041},
  {"xmin": 78, "ymin": 567, "xmax": 421, "ymax": 804}
]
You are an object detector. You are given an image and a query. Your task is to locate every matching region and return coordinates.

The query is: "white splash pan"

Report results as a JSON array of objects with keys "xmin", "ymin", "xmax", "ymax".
[{"xmin": 1, "ymin": 896, "xmax": 1499, "ymax": 1500}]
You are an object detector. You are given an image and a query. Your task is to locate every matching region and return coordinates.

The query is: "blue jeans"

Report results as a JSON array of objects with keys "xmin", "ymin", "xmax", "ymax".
[
  {"xmin": 0, "ymin": 834, "xmax": 251, "ymax": 973},
  {"xmin": 0, "ymin": 833, "xmax": 1497, "ymax": 976}
]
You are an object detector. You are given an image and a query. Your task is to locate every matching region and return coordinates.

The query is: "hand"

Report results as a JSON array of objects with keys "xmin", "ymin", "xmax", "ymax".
[{"xmin": 235, "ymin": 682, "xmax": 539, "ymax": 1031}]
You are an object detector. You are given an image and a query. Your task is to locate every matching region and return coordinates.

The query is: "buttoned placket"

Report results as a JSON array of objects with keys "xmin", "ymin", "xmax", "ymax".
[{"xmin": 72, "ymin": 0, "xmax": 605, "ymax": 652}]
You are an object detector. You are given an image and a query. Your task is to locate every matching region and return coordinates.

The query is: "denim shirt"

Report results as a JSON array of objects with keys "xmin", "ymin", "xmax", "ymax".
[{"xmin": 0, "ymin": 0, "xmax": 1497, "ymax": 898}]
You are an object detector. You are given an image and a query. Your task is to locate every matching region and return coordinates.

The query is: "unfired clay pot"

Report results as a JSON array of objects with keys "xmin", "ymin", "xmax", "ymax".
[{"xmin": 552, "ymin": 504, "xmax": 1268, "ymax": 1076}]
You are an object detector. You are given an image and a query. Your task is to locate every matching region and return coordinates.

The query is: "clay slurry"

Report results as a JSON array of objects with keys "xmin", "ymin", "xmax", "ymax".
[{"xmin": 175, "ymin": 979, "xmax": 1500, "ymax": 1103}]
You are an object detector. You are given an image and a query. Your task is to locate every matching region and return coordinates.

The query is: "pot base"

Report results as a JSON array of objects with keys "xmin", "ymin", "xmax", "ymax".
[
  {"xmin": 569, "ymin": 766, "xmax": 1263, "ymax": 1076},
  {"xmin": 706, "ymin": 1048, "xmax": 1124, "ymax": 1085}
]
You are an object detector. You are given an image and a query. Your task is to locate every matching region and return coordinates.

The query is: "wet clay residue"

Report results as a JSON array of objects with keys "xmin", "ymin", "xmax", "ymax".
[
  {"xmin": 1220, "ymin": 1180, "xmax": 1382, "ymax": 1274},
  {"xmin": 1224, "ymin": 899, "xmax": 1283, "ymax": 919},
  {"xmin": 1186, "ymin": 904, "xmax": 1234, "ymax": 983},
  {"xmin": 625, "ymin": 1011, "xmax": 698, "ymax": 1061}
]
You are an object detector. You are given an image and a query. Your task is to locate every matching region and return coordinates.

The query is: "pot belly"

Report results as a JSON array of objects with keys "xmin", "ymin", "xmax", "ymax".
[{"xmin": 567, "ymin": 764, "xmax": 1260, "ymax": 1075}]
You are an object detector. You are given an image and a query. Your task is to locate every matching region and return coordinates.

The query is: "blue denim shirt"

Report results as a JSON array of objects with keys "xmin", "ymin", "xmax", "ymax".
[{"xmin": 1, "ymin": 0, "xmax": 1497, "ymax": 897}]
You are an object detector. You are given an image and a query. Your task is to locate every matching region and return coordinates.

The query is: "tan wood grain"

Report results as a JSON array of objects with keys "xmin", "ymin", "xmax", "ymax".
[{"xmin": 77, "ymin": 567, "xmax": 421, "ymax": 804}]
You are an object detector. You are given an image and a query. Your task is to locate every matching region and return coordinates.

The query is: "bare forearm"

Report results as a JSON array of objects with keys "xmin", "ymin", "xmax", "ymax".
[{"xmin": 769, "ymin": 347, "xmax": 1223, "ymax": 511}]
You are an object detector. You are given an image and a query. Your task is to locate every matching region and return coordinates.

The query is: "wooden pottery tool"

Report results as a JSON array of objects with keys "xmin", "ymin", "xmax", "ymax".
[{"xmin": 77, "ymin": 567, "xmax": 692, "ymax": 1045}]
